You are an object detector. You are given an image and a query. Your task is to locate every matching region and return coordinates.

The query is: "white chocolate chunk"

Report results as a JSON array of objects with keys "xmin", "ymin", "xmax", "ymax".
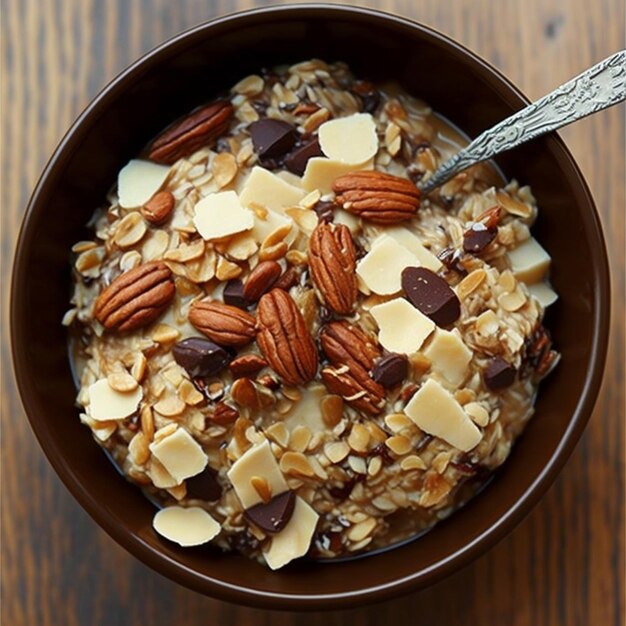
[
  {"xmin": 87, "ymin": 378, "xmax": 143, "ymax": 421},
  {"xmin": 239, "ymin": 166, "xmax": 305, "ymax": 214},
  {"xmin": 149, "ymin": 428, "xmax": 208, "ymax": 484},
  {"xmin": 356, "ymin": 235, "xmax": 420, "ymax": 295},
  {"xmin": 153, "ymin": 506, "xmax": 220, "ymax": 546},
  {"xmin": 404, "ymin": 378, "xmax": 481, "ymax": 452},
  {"xmin": 334, "ymin": 208, "xmax": 360, "ymax": 233},
  {"xmin": 227, "ymin": 440, "xmax": 289, "ymax": 508},
  {"xmin": 528, "ymin": 281, "xmax": 558, "ymax": 308},
  {"xmin": 318, "ymin": 113, "xmax": 378, "ymax": 163},
  {"xmin": 424, "ymin": 328, "xmax": 473, "ymax": 386},
  {"xmin": 193, "ymin": 190, "xmax": 254, "ymax": 241},
  {"xmin": 384, "ymin": 226, "xmax": 443, "ymax": 272},
  {"xmin": 370, "ymin": 298, "xmax": 435, "ymax": 354},
  {"xmin": 263, "ymin": 497, "xmax": 319, "ymax": 570},
  {"xmin": 117, "ymin": 159, "xmax": 170, "ymax": 209},
  {"xmin": 301, "ymin": 157, "xmax": 374, "ymax": 194},
  {"xmin": 508, "ymin": 237, "xmax": 551, "ymax": 284},
  {"xmin": 250, "ymin": 208, "xmax": 296, "ymax": 245}
]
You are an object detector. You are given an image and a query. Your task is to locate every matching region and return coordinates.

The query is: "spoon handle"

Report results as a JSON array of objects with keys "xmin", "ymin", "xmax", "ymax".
[{"xmin": 420, "ymin": 50, "xmax": 626, "ymax": 194}]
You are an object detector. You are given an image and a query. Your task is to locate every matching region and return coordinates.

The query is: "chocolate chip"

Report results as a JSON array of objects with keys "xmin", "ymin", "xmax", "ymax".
[
  {"xmin": 284, "ymin": 137, "xmax": 323, "ymax": 175},
  {"xmin": 243, "ymin": 490, "xmax": 296, "ymax": 534},
  {"xmin": 401, "ymin": 267, "xmax": 460, "ymax": 327},
  {"xmin": 312, "ymin": 200, "xmax": 336, "ymax": 223},
  {"xmin": 371, "ymin": 353, "xmax": 408, "ymax": 388},
  {"xmin": 172, "ymin": 337, "xmax": 232, "ymax": 378},
  {"xmin": 223, "ymin": 279, "xmax": 248, "ymax": 309},
  {"xmin": 463, "ymin": 223, "xmax": 497, "ymax": 254},
  {"xmin": 248, "ymin": 119, "xmax": 297, "ymax": 159},
  {"xmin": 438, "ymin": 247, "xmax": 467, "ymax": 275},
  {"xmin": 352, "ymin": 81, "xmax": 381, "ymax": 114},
  {"xmin": 185, "ymin": 466, "xmax": 222, "ymax": 501},
  {"xmin": 483, "ymin": 357, "xmax": 516, "ymax": 390}
]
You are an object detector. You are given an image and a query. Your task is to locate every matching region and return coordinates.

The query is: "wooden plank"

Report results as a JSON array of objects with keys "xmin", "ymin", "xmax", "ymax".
[{"xmin": 1, "ymin": 1, "xmax": 623, "ymax": 624}]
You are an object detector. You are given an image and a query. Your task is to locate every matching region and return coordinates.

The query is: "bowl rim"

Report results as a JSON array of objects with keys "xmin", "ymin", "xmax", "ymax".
[{"xmin": 10, "ymin": 2, "xmax": 611, "ymax": 610}]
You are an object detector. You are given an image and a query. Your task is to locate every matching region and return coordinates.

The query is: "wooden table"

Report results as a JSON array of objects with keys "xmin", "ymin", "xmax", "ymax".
[{"xmin": 2, "ymin": 1, "xmax": 624, "ymax": 624}]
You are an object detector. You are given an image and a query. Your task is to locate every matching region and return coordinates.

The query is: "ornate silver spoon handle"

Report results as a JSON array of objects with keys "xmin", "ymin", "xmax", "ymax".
[{"xmin": 420, "ymin": 50, "xmax": 626, "ymax": 194}]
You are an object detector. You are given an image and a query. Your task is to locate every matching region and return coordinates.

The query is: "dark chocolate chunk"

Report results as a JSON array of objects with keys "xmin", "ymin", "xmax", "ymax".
[
  {"xmin": 483, "ymin": 357, "xmax": 516, "ymax": 390},
  {"xmin": 172, "ymin": 337, "xmax": 232, "ymax": 378},
  {"xmin": 223, "ymin": 279, "xmax": 248, "ymax": 309},
  {"xmin": 284, "ymin": 137, "xmax": 323, "ymax": 176},
  {"xmin": 372, "ymin": 353, "xmax": 408, "ymax": 388},
  {"xmin": 351, "ymin": 81, "xmax": 381, "ymax": 114},
  {"xmin": 438, "ymin": 247, "xmax": 467, "ymax": 275},
  {"xmin": 463, "ymin": 223, "xmax": 497, "ymax": 254},
  {"xmin": 401, "ymin": 267, "xmax": 460, "ymax": 327},
  {"xmin": 312, "ymin": 199, "xmax": 336, "ymax": 223},
  {"xmin": 248, "ymin": 119, "xmax": 297, "ymax": 159},
  {"xmin": 185, "ymin": 466, "xmax": 222, "ymax": 501},
  {"xmin": 243, "ymin": 490, "xmax": 296, "ymax": 534}
]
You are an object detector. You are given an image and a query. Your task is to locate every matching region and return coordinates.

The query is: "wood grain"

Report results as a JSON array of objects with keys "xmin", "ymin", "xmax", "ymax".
[{"xmin": 1, "ymin": 1, "xmax": 624, "ymax": 624}]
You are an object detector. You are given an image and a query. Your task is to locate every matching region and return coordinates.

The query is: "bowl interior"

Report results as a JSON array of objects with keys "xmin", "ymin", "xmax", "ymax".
[{"xmin": 11, "ymin": 5, "xmax": 608, "ymax": 609}]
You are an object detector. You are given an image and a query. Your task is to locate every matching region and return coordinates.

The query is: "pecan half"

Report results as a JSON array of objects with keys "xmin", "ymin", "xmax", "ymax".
[
  {"xmin": 94, "ymin": 261, "xmax": 175, "ymax": 332},
  {"xmin": 320, "ymin": 321, "xmax": 380, "ymax": 371},
  {"xmin": 189, "ymin": 300, "xmax": 256, "ymax": 347},
  {"xmin": 210, "ymin": 402, "xmax": 239, "ymax": 426},
  {"xmin": 243, "ymin": 260, "xmax": 281, "ymax": 302},
  {"xmin": 256, "ymin": 289, "xmax": 318, "ymax": 385},
  {"xmin": 148, "ymin": 101, "xmax": 233, "ymax": 164},
  {"xmin": 332, "ymin": 170, "xmax": 420, "ymax": 224},
  {"xmin": 308, "ymin": 222, "xmax": 357, "ymax": 315},
  {"xmin": 320, "ymin": 321, "xmax": 384, "ymax": 415},
  {"xmin": 229, "ymin": 354, "xmax": 268, "ymax": 379}
]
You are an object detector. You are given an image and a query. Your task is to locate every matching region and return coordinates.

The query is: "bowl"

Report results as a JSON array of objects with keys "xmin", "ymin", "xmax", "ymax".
[{"xmin": 10, "ymin": 4, "xmax": 610, "ymax": 610}]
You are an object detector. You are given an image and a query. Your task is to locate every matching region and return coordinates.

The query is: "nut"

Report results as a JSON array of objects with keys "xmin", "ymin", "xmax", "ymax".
[
  {"xmin": 273, "ymin": 267, "xmax": 300, "ymax": 292},
  {"xmin": 188, "ymin": 299, "xmax": 256, "ymax": 346},
  {"xmin": 94, "ymin": 261, "xmax": 175, "ymax": 332},
  {"xmin": 148, "ymin": 101, "xmax": 234, "ymax": 164},
  {"xmin": 332, "ymin": 170, "xmax": 420, "ymax": 223},
  {"xmin": 308, "ymin": 222, "xmax": 357, "ymax": 314},
  {"xmin": 210, "ymin": 402, "xmax": 239, "ymax": 426},
  {"xmin": 141, "ymin": 190, "xmax": 175, "ymax": 225},
  {"xmin": 113, "ymin": 212, "xmax": 147, "ymax": 249},
  {"xmin": 229, "ymin": 354, "xmax": 268, "ymax": 379},
  {"xmin": 243, "ymin": 260, "xmax": 282, "ymax": 302},
  {"xmin": 319, "ymin": 321, "xmax": 384, "ymax": 415},
  {"xmin": 256, "ymin": 289, "xmax": 318, "ymax": 386},
  {"xmin": 230, "ymin": 377, "xmax": 260, "ymax": 410},
  {"xmin": 320, "ymin": 321, "xmax": 380, "ymax": 371}
]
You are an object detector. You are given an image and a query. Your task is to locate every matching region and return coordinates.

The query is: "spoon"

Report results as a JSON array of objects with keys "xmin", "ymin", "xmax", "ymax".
[{"xmin": 419, "ymin": 50, "xmax": 626, "ymax": 194}]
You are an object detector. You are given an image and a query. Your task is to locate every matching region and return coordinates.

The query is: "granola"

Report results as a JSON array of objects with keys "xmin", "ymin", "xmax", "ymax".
[{"xmin": 65, "ymin": 60, "xmax": 560, "ymax": 569}]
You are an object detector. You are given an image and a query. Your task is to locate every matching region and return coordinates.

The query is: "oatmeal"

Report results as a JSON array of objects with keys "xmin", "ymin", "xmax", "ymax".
[{"xmin": 65, "ymin": 60, "xmax": 560, "ymax": 569}]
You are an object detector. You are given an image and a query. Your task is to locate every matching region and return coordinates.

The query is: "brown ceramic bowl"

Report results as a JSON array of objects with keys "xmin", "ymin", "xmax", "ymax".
[{"xmin": 11, "ymin": 4, "xmax": 609, "ymax": 610}]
